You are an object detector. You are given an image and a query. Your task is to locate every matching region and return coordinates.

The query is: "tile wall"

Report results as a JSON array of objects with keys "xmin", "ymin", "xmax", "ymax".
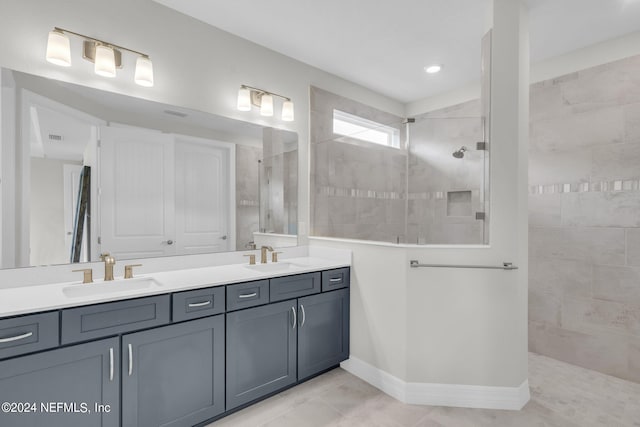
[
  {"xmin": 310, "ymin": 86, "xmax": 408, "ymax": 243},
  {"xmin": 310, "ymin": 87, "xmax": 486, "ymax": 244},
  {"xmin": 528, "ymin": 55, "xmax": 640, "ymax": 382}
]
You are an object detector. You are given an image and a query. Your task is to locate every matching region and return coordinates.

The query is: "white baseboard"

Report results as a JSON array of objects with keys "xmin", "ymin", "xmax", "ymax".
[{"xmin": 340, "ymin": 356, "xmax": 530, "ymax": 410}]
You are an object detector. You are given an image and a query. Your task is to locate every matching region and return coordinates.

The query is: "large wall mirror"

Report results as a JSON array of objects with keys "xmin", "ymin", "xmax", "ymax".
[{"xmin": 0, "ymin": 68, "xmax": 298, "ymax": 269}]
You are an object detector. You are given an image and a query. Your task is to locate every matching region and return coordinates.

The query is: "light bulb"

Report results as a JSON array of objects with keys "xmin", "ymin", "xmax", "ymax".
[
  {"xmin": 425, "ymin": 64, "xmax": 442, "ymax": 74},
  {"xmin": 281, "ymin": 100, "xmax": 294, "ymax": 121},
  {"xmin": 46, "ymin": 30, "xmax": 71, "ymax": 67},
  {"xmin": 237, "ymin": 87, "xmax": 251, "ymax": 111},
  {"xmin": 134, "ymin": 56, "xmax": 154, "ymax": 87},
  {"xmin": 94, "ymin": 44, "xmax": 116, "ymax": 78},
  {"xmin": 260, "ymin": 93, "xmax": 273, "ymax": 117}
]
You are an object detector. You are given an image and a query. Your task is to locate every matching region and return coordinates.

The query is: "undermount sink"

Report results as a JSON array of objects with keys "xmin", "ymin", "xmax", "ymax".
[
  {"xmin": 63, "ymin": 277, "xmax": 162, "ymax": 298},
  {"xmin": 243, "ymin": 262, "xmax": 304, "ymax": 273}
]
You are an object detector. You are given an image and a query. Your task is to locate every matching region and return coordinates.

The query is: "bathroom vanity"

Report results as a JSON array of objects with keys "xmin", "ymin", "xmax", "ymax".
[{"xmin": 0, "ymin": 260, "xmax": 350, "ymax": 427}]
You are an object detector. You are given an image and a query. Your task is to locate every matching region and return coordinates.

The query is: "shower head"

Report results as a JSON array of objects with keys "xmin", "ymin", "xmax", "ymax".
[{"xmin": 452, "ymin": 146, "xmax": 467, "ymax": 158}]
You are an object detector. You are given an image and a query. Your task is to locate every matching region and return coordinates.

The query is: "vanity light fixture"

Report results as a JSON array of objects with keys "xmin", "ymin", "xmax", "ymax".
[
  {"xmin": 237, "ymin": 85, "xmax": 294, "ymax": 122},
  {"xmin": 45, "ymin": 27, "xmax": 154, "ymax": 87},
  {"xmin": 425, "ymin": 64, "xmax": 442, "ymax": 74}
]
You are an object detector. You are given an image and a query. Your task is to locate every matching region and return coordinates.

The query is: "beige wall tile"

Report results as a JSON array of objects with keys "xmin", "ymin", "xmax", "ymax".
[
  {"xmin": 561, "ymin": 192, "xmax": 640, "ymax": 228},
  {"xmin": 562, "ymin": 55, "xmax": 640, "ymax": 109},
  {"xmin": 626, "ymin": 228, "xmax": 640, "ymax": 267},
  {"xmin": 562, "ymin": 296, "xmax": 640, "ymax": 337},
  {"xmin": 529, "ymin": 290, "xmax": 561, "ymax": 326},
  {"xmin": 592, "ymin": 142, "xmax": 640, "ymax": 181},
  {"xmin": 593, "ymin": 265, "xmax": 640, "ymax": 304},
  {"xmin": 629, "ymin": 340, "xmax": 640, "ymax": 383},
  {"xmin": 529, "ymin": 194, "xmax": 562, "ymax": 227},
  {"xmin": 530, "ymin": 106, "xmax": 624, "ymax": 152},
  {"xmin": 528, "ymin": 321, "xmax": 629, "ymax": 379},
  {"xmin": 624, "ymin": 103, "xmax": 640, "ymax": 144},
  {"xmin": 528, "ymin": 257, "xmax": 592, "ymax": 298},
  {"xmin": 529, "ymin": 226, "xmax": 625, "ymax": 265}
]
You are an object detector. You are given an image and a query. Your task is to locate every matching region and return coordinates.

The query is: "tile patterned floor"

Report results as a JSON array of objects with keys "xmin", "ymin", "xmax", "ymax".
[{"xmin": 208, "ymin": 353, "xmax": 640, "ymax": 427}]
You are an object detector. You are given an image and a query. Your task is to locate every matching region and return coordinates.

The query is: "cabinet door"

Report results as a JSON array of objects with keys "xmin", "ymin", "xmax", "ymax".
[
  {"xmin": 298, "ymin": 288, "xmax": 350, "ymax": 381},
  {"xmin": 0, "ymin": 338, "xmax": 119, "ymax": 427},
  {"xmin": 121, "ymin": 315, "xmax": 225, "ymax": 427},
  {"xmin": 226, "ymin": 300, "xmax": 297, "ymax": 410}
]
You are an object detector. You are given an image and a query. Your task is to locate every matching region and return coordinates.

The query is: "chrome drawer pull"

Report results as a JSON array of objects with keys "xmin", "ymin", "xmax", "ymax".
[
  {"xmin": 239, "ymin": 292, "xmax": 257, "ymax": 299},
  {"xmin": 300, "ymin": 304, "xmax": 306, "ymax": 328},
  {"xmin": 128, "ymin": 344, "xmax": 133, "ymax": 376},
  {"xmin": 109, "ymin": 347, "xmax": 114, "ymax": 381},
  {"xmin": 0, "ymin": 331, "xmax": 33, "ymax": 343},
  {"xmin": 329, "ymin": 278, "xmax": 342, "ymax": 282},
  {"xmin": 188, "ymin": 300, "xmax": 211, "ymax": 308},
  {"xmin": 291, "ymin": 306, "xmax": 297, "ymax": 329}
]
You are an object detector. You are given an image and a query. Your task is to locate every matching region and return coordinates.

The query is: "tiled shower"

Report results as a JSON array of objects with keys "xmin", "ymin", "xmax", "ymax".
[
  {"xmin": 528, "ymin": 55, "xmax": 640, "ymax": 383},
  {"xmin": 310, "ymin": 87, "xmax": 488, "ymax": 245},
  {"xmin": 311, "ymin": 53, "xmax": 640, "ymax": 383}
]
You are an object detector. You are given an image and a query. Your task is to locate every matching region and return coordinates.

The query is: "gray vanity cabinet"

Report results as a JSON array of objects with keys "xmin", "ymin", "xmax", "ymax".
[
  {"xmin": 0, "ymin": 337, "xmax": 119, "ymax": 427},
  {"xmin": 121, "ymin": 315, "xmax": 225, "ymax": 427},
  {"xmin": 226, "ymin": 299, "xmax": 298, "ymax": 410},
  {"xmin": 298, "ymin": 288, "xmax": 350, "ymax": 380}
]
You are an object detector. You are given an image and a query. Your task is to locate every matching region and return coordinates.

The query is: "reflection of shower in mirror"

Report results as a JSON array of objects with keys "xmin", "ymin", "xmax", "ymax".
[{"xmin": 452, "ymin": 146, "xmax": 468, "ymax": 158}]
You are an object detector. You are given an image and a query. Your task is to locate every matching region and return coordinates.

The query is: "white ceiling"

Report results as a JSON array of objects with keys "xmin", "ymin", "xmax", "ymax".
[{"xmin": 153, "ymin": 0, "xmax": 640, "ymax": 103}]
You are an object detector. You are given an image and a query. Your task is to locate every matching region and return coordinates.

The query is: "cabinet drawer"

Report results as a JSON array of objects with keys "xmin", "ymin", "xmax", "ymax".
[
  {"xmin": 61, "ymin": 295, "xmax": 170, "ymax": 344},
  {"xmin": 0, "ymin": 312, "xmax": 59, "ymax": 360},
  {"xmin": 173, "ymin": 286, "xmax": 225, "ymax": 322},
  {"xmin": 270, "ymin": 272, "xmax": 321, "ymax": 302},
  {"xmin": 322, "ymin": 267, "xmax": 350, "ymax": 292},
  {"xmin": 226, "ymin": 280, "xmax": 269, "ymax": 312}
]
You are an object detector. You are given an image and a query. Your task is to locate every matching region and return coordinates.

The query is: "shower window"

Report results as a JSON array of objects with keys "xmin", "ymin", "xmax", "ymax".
[{"xmin": 333, "ymin": 109, "xmax": 401, "ymax": 149}]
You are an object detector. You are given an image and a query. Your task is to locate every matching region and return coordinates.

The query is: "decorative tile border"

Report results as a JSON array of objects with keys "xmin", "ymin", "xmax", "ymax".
[
  {"xmin": 317, "ymin": 186, "xmax": 481, "ymax": 201},
  {"xmin": 529, "ymin": 179, "xmax": 640, "ymax": 195}
]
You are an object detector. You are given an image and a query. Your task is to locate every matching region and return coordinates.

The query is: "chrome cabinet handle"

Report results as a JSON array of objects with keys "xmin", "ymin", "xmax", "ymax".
[
  {"xmin": 109, "ymin": 347, "xmax": 114, "ymax": 381},
  {"xmin": 128, "ymin": 343, "xmax": 133, "ymax": 376},
  {"xmin": 188, "ymin": 300, "xmax": 211, "ymax": 307},
  {"xmin": 0, "ymin": 331, "xmax": 33, "ymax": 343},
  {"xmin": 291, "ymin": 306, "xmax": 297, "ymax": 329},
  {"xmin": 239, "ymin": 292, "xmax": 257, "ymax": 299},
  {"xmin": 162, "ymin": 239, "xmax": 174, "ymax": 245},
  {"xmin": 329, "ymin": 278, "xmax": 342, "ymax": 282},
  {"xmin": 220, "ymin": 235, "xmax": 228, "ymax": 240},
  {"xmin": 300, "ymin": 304, "xmax": 306, "ymax": 328}
]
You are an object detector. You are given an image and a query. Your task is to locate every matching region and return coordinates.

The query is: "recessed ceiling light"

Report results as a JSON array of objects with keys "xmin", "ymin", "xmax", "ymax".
[{"xmin": 425, "ymin": 64, "xmax": 442, "ymax": 74}]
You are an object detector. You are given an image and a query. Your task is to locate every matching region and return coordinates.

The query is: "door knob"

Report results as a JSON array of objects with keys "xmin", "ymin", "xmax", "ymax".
[{"xmin": 162, "ymin": 239, "xmax": 174, "ymax": 245}]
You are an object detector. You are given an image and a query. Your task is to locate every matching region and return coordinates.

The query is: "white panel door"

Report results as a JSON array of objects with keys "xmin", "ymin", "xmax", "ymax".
[
  {"xmin": 174, "ymin": 138, "xmax": 232, "ymax": 254},
  {"xmin": 99, "ymin": 126, "xmax": 175, "ymax": 260}
]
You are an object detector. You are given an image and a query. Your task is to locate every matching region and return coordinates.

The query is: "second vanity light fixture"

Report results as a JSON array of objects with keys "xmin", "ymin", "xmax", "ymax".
[
  {"xmin": 45, "ymin": 27, "xmax": 154, "ymax": 87},
  {"xmin": 237, "ymin": 85, "xmax": 294, "ymax": 122}
]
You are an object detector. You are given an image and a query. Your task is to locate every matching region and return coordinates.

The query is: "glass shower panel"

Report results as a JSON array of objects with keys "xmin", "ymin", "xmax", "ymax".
[
  {"xmin": 406, "ymin": 107, "xmax": 487, "ymax": 245},
  {"xmin": 259, "ymin": 128, "xmax": 298, "ymax": 235}
]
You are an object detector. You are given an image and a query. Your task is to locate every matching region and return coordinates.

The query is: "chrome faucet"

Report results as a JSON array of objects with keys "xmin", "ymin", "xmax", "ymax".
[
  {"xmin": 100, "ymin": 253, "xmax": 116, "ymax": 281},
  {"xmin": 260, "ymin": 246, "xmax": 274, "ymax": 264}
]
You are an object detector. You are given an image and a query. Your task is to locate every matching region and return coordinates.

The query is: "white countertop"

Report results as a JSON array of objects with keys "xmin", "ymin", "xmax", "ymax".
[{"xmin": 0, "ymin": 256, "xmax": 350, "ymax": 319}]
